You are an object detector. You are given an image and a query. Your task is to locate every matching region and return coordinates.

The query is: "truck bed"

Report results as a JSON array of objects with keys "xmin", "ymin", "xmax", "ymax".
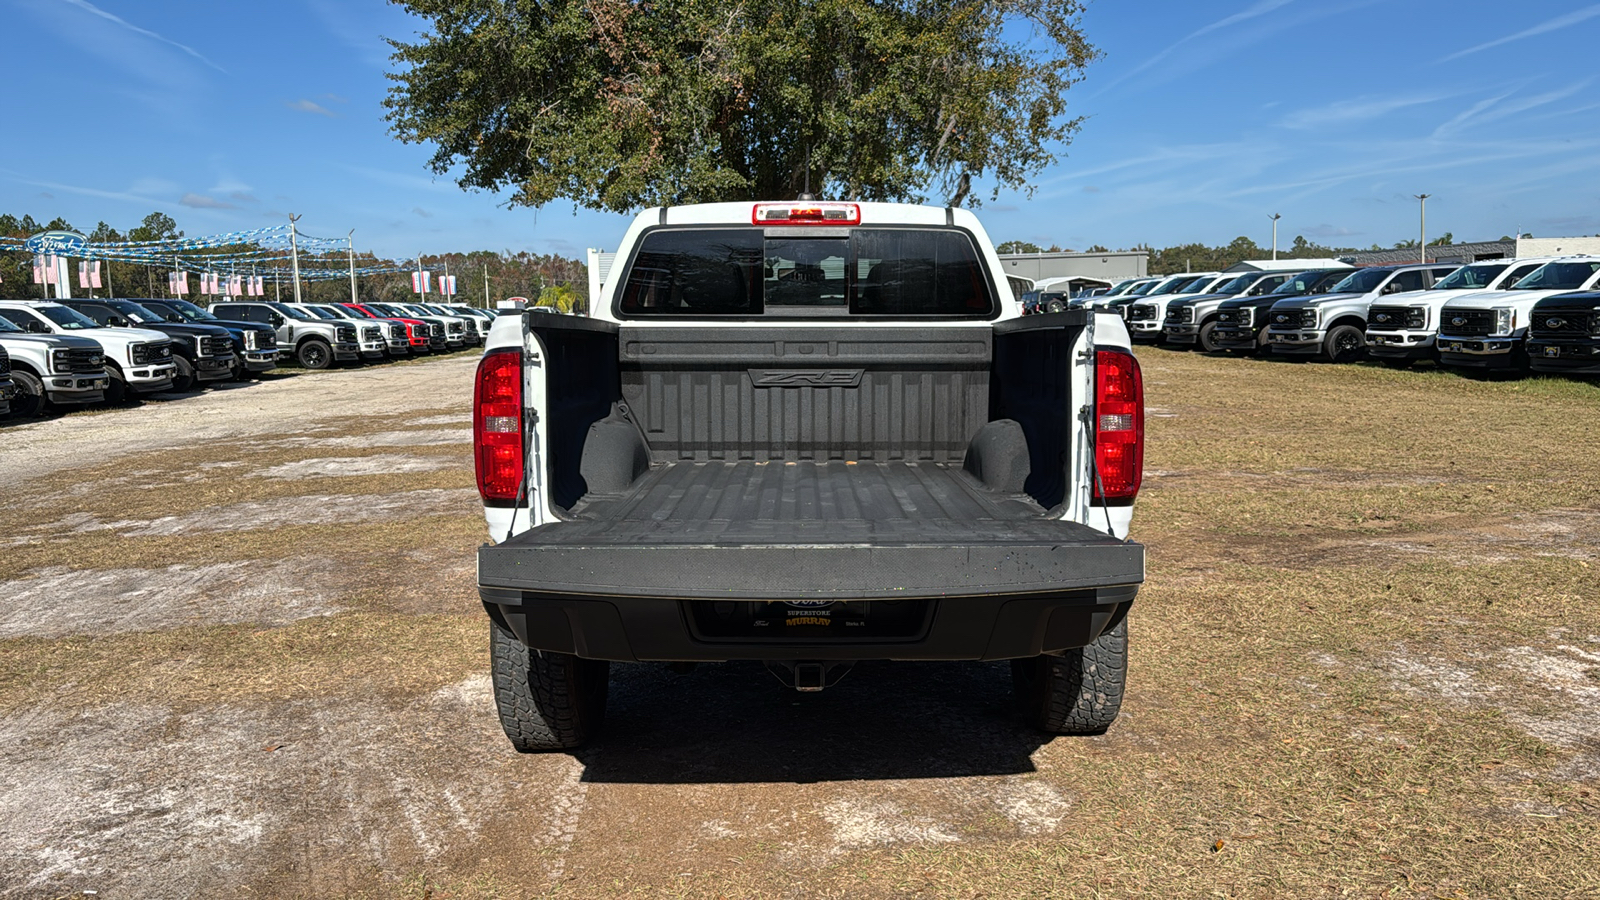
[{"xmin": 478, "ymin": 458, "xmax": 1142, "ymax": 601}]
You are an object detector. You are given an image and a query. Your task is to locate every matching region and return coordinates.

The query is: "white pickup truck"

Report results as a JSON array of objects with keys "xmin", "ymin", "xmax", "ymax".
[
  {"xmin": 1436, "ymin": 258, "xmax": 1600, "ymax": 372},
  {"xmin": 0, "ymin": 300, "xmax": 174, "ymax": 402},
  {"xmin": 1126, "ymin": 272, "xmax": 1226, "ymax": 341},
  {"xmin": 0, "ymin": 315, "xmax": 109, "ymax": 416},
  {"xmin": 1366, "ymin": 257, "xmax": 1557, "ymax": 367},
  {"xmin": 473, "ymin": 200, "xmax": 1147, "ymax": 750}
]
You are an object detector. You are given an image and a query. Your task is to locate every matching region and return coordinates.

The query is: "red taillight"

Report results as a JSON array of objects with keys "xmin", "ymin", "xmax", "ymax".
[
  {"xmin": 1093, "ymin": 348, "xmax": 1143, "ymax": 504},
  {"xmin": 474, "ymin": 348, "xmax": 523, "ymax": 504},
  {"xmin": 752, "ymin": 202, "xmax": 861, "ymax": 225}
]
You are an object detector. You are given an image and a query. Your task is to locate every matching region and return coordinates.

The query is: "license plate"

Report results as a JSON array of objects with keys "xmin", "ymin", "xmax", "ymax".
[
  {"xmin": 1544, "ymin": 346, "xmax": 1561, "ymax": 358},
  {"xmin": 95, "ymin": 379, "xmax": 109, "ymax": 389},
  {"xmin": 1447, "ymin": 342, "xmax": 1463, "ymax": 352}
]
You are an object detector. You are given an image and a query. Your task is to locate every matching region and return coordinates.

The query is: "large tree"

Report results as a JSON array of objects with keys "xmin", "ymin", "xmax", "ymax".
[{"xmin": 384, "ymin": 0, "xmax": 1097, "ymax": 211}]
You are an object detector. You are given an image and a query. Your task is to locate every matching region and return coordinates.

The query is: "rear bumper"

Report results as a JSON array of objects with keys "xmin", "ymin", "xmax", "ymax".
[
  {"xmin": 477, "ymin": 537, "xmax": 1144, "ymax": 662},
  {"xmin": 481, "ymin": 585, "xmax": 1139, "ymax": 663}
]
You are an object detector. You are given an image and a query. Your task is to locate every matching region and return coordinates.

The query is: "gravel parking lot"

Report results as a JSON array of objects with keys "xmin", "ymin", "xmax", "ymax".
[{"xmin": 2, "ymin": 351, "xmax": 1597, "ymax": 898}]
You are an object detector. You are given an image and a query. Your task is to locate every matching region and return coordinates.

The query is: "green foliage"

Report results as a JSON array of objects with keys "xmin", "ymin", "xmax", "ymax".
[
  {"xmin": 536, "ymin": 283, "xmax": 583, "ymax": 314},
  {"xmin": 996, "ymin": 240, "xmax": 1043, "ymax": 254},
  {"xmin": 384, "ymin": 0, "xmax": 1098, "ymax": 211}
]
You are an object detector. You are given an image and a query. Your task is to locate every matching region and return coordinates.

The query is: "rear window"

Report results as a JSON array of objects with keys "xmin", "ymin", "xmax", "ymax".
[{"xmin": 617, "ymin": 227, "xmax": 995, "ymax": 318}]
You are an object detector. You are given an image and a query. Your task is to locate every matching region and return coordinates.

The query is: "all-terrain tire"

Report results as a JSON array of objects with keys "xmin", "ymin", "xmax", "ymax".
[
  {"xmin": 1323, "ymin": 324, "xmax": 1366, "ymax": 363},
  {"xmin": 1012, "ymin": 618, "xmax": 1128, "ymax": 735},
  {"xmin": 297, "ymin": 339, "xmax": 333, "ymax": 370},
  {"xmin": 8, "ymin": 370, "xmax": 46, "ymax": 418},
  {"xmin": 490, "ymin": 620, "xmax": 609, "ymax": 751}
]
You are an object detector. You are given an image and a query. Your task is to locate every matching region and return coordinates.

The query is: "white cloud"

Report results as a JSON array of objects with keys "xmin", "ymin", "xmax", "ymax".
[
  {"xmin": 287, "ymin": 99, "xmax": 339, "ymax": 118},
  {"xmin": 57, "ymin": 0, "xmax": 224, "ymax": 72},
  {"xmin": 1280, "ymin": 94, "xmax": 1450, "ymax": 130},
  {"xmin": 180, "ymin": 193, "xmax": 236, "ymax": 210},
  {"xmin": 1438, "ymin": 4, "xmax": 1600, "ymax": 63}
]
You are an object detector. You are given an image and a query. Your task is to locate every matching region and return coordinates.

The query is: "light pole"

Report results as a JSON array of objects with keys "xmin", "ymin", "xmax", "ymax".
[
  {"xmin": 1413, "ymin": 194, "xmax": 1431, "ymax": 265},
  {"xmin": 1269, "ymin": 213, "xmax": 1282, "ymax": 261},
  {"xmin": 347, "ymin": 230, "xmax": 359, "ymax": 304},
  {"xmin": 288, "ymin": 213, "xmax": 303, "ymax": 304}
]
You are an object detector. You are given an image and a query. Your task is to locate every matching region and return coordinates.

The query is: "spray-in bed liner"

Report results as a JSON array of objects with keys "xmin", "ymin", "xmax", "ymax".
[{"xmin": 478, "ymin": 461, "xmax": 1145, "ymax": 600}]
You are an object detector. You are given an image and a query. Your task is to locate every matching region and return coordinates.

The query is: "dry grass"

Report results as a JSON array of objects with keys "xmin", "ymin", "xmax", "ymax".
[{"xmin": 4, "ymin": 349, "xmax": 1599, "ymax": 899}]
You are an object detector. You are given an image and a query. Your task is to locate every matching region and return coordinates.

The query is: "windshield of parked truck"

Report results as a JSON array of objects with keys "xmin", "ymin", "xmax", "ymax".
[
  {"xmin": 1509, "ymin": 261, "xmax": 1600, "ymax": 290},
  {"xmin": 103, "ymin": 300, "xmax": 165, "ymax": 324},
  {"xmin": 1126, "ymin": 280, "xmax": 1158, "ymax": 296},
  {"xmin": 1213, "ymin": 275, "xmax": 1255, "ymax": 295},
  {"xmin": 1433, "ymin": 263, "xmax": 1510, "ymax": 290},
  {"xmin": 1148, "ymin": 277, "xmax": 1194, "ymax": 296},
  {"xmin": 0, "ymin": 316, "xmax": 22, "ymax": 333},
  {"xmin": 37, "ymin": 305, "xmax": 100, "ymax": 330},
  {"xmin": 1273, "ymin": 271, "xmax": 1335, "ymax": 295},
  {"xmin": 1328, "ymin": 268, "xmax": 1392, "ymax": 294},
  {"xmin": 618, "ymin": 227, "xmax": 994, "ymax": 317},
  {"xmin": 147, "ymin": 299, "xmax": 219, "ymax": 322},
  {"xmin": 270, "ymin": 303, "xmax": 314, "ymax": 320}
]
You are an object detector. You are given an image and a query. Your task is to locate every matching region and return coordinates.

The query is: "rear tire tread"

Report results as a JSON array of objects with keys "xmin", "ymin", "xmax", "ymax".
[
  {"xmin": 1013, "ymin": 619, "xmax": 1128, "ymax": 735},
  {"xmin": 491, "ymin": 621, "xmax": 608, "ymax": 752}
]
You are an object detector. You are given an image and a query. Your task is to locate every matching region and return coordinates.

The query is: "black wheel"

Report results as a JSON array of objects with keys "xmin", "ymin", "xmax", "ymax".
[
  {"xmin": 1323, "ymin": 324, "xmax": 1366, "ymax": 363},
  {"xmin": 1046, "ymin": 299, "xmax": 1068, "ymax": 314},
  {"xmin": 103, "ymin": 365, "xmax": 129, "ymax": 405},
  {"xmin": 296, "ymin": 339, "xmax": 333, "ymax": 370},
  {"xmin": 8, "ymin": 370, "xmax": 46, "ymax": 418},
  {"xmin": 1198, "ymin": 321, "xmax": 1222, "ymax": 352},
  {"xmin": 491, "ymin": 620, "xmax": 609, "ymax": 751},
  {"xmin": 1012, "ymin": 618, "xmax": 1127, "ymax": 735},
  {"xmin": 171, "ymin": 356, "xmax": 196, "ymax": 392}
]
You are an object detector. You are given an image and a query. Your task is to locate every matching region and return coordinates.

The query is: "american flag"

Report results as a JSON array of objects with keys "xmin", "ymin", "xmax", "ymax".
[
  {"xmin": 90, "ymin": 261, "xmax": 102, "ymax": 289},
  {"xmin": 32, "ymin": 256, "xmax": 45, "ymax": 284}
]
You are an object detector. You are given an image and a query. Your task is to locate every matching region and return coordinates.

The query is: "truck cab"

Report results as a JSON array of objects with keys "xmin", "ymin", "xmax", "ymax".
[
  {"xmin": 0, "ymin": 315, "xmax": 109, "ymax": 417},
  {"xmin": 473, "ymin": 200, "xmax": 1145, "ymax": 750},
  {"xmin": 1163, "ymin": 271, "xmax": 1295, "ymax": 351},
  {"xmin": 210, "ymin": 301, "xmax": 360, "ymax": 370},
  {"xmin": 1436, "ymin": 258, "xmax": 1600, "ymax": 371},
  {"xmin": 1365, "ymin": 258, "xmax": 1554, "ymax": 367},
  {"xmin": 1126, "ymin": 273, "xmax": 1226, "ymax": 342},
  {"xmin": 60, "ymin": 298, "xmax": 236, "ymax": 391},
  {"xmin": 0, "ymin": 300, "xmax": 173, "ymax": 401},
  {"xmin": 1265, "ymin": 264, "xmax": 1459, "ymax": 362},
  {"xmin": 137, "ymin": 297, "xmax": 280, "ymax": 379}
]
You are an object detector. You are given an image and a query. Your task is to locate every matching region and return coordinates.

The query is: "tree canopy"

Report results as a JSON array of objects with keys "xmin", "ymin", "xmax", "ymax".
[{"xmin": 384, "ymin": 0, "xmax": 1097, "ymax": 212}]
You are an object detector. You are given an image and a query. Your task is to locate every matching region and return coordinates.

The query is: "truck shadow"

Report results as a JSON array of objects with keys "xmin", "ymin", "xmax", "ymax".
[{"xmin": 580, "ymin": 659, "xmax": 1049, "ymax": 783}]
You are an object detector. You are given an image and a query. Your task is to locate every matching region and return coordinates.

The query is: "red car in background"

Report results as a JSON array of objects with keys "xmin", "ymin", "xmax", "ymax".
[{"xmin": 340, "ymin": 303, "xmax": 440, "ymax": 353}]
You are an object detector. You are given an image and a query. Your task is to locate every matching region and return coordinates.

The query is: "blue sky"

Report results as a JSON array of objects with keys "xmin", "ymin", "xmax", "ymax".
[{"xmin": 3, "ymin": 0, "xmax": 1598, "ymax": 259}]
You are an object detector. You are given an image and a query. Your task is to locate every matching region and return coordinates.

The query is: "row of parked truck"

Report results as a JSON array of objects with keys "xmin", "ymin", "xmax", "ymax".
[
  {"xmin": 0, "ymin": 297, "xmax": 495, "ymax": 419},
  {"xmin": 1077, "ymin": 257, "xmax": 1600, "ymax": 375}
]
